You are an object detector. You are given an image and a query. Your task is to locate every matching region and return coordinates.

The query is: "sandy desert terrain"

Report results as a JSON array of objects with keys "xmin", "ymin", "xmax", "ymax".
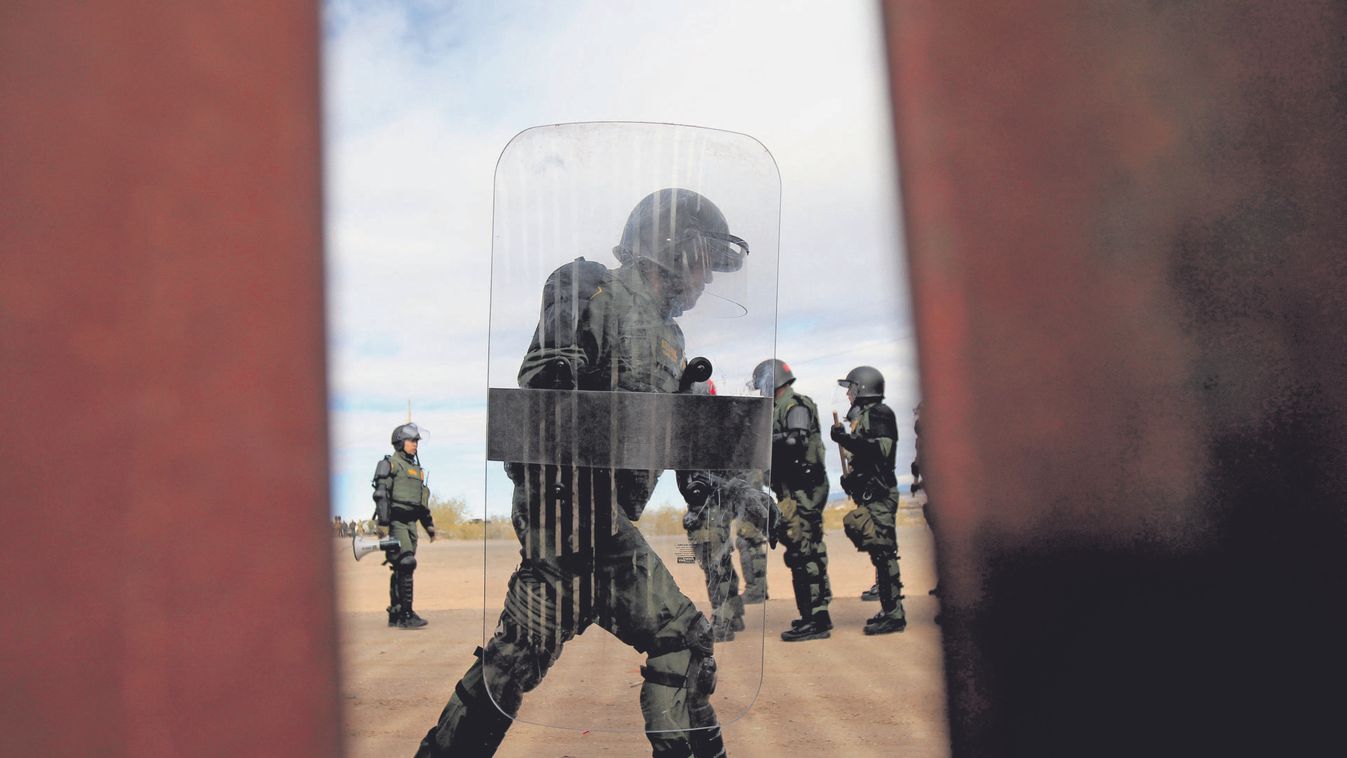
[{"xmin": 337, "ymin": 513, "xmax": 950, "ymax": 758}]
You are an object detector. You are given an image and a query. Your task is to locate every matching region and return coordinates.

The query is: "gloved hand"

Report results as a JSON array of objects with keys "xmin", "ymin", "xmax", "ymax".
[
  {"xmin": 538, "ymin": 358, "xmax": 576, "ymax": 389},
  {"xmin": 425, "ymin": 525, "xmax": 437, "ymax": 542},
  {"xmin": 683, "ymin": 510, "xmax": 701, "ymax": 533}
]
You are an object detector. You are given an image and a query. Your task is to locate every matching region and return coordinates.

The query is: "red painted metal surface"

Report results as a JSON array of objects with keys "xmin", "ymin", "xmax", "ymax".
[
  {"xmin": 1, "ymin": 2, "xmax": 339, "ymax": 756},
  {"xmin": 884, "ymin": 1, "xmax": 1347, "ymax": 755}
]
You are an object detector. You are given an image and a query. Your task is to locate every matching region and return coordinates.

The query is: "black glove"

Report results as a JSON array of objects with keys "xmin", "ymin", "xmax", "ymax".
[
  {"xmin": 537, "ymin": 358, "xmax": 576, "ymax": 389},
  {"xmin": 840, "ymin": 470, "xmax": 861, "ymax": 499},
  {"xmin": 683, "ymin": 509, "xmax": 702, "ymax": 532},
  {"xmin": 829, "ymin": 424, "xmax": 848, "ymax": 443}
]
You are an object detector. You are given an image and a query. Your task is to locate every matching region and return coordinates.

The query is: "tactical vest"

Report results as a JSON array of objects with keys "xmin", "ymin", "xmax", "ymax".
[
  {"xmin": 388, "ymin": 453, "xmax": 429, "ymax": 508},
  {"xmin": 846, "ymin": 402, "xmax": 899, "ymax": 496}
]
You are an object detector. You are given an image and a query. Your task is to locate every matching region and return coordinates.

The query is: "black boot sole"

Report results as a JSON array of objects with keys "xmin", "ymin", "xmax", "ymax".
[
  {"xmin": 780, "ymin": 629, "xmax": 832, "ymax": 642},
  {"xmin": 863, "ymin": 621, "xmax": 907, "ymax": 636}
]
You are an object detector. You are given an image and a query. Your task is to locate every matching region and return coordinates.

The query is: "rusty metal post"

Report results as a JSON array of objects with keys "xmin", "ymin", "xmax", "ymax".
[
  {"xmin": 884, "ymin": 1, "xmax": 1347, "ymax": 754},
  {"xmin": 1, "ymin": 2, "xmax": 339, "ymax": 755}
]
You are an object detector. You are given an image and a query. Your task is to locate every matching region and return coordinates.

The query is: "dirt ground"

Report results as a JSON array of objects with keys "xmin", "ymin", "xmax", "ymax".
[{"xmin": 336, "ymin": 515, "xmax": 950, "ymax": 757}]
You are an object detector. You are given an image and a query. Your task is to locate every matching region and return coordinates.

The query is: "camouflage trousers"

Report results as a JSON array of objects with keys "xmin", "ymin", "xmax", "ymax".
[
  {"xmin": 843, "ymin": 492, "xmax": 905, "ymax": 621},
  {"xmin": 687, "ymin": 518, "xmax": 745, "ymax": 633},
  {"xmin": 418, "ymin": 472, "xmax": 724, "ymax": 758},
  {"xmin": 776, "ymin": 479, "xmax": 832, "ymax": 619},
  {"xmin": 734, "ymin": 519, "xmax": 768, "ymax": 602}
]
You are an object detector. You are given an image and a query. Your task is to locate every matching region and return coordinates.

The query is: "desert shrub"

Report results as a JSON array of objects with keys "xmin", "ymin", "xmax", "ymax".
[
  {"xmin": 637, "ymin": 503, "xmax": 688, "ymax": 536},
  {"xmin": 447, "ymin": 517, "xmax": 514, "ymax": 540},
  {"xmin": 428, "ymin": 495, "xmax": 469, "ymax": 531},
  {"xmin": 423, "ymin": 496, "xmax": 510, "ymax": 539}
]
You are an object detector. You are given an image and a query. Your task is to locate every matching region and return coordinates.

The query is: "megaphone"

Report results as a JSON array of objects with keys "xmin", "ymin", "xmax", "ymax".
[{"xmin": 353, "ymin": 533, "xmax": 400, "ymax": 561}]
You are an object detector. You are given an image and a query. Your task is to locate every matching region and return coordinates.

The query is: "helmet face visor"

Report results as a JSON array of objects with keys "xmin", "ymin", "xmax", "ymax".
[
  {"xmin": 697, "ymin": 229, "xmax": 749, "ymax": 273},
  {"xmin": 645, "ymin": 228, "xmax": 750, "ymax": 315},
  {"xmin": 392, "ymin": 422, "xmax": 424, "ymax": 445},
  {"xmin": 748, "ymin": 359, "xmax": 790, "ymax": 396},
  {"xmin": 750, "ymin": 369, "xmax": 774, "ymax": 396}
]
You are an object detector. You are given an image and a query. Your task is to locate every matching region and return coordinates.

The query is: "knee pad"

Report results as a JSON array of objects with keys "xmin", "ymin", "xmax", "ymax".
[
  {"xmin": 397, "ymin": 552, "xmax": 418, "ymax": 572},
  {"xmin": 639, "ymin": 613, "xmax": 724, "ymax": 758}
]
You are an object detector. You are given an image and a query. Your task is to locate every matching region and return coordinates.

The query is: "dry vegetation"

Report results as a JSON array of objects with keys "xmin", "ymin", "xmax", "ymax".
[
  {"xmin": 340, "ymin": 495, "xmax": 920, "ymax": 541},
  {"xmin": 427, "ymin": 495, "xmax": 513, "ymax": 540}
]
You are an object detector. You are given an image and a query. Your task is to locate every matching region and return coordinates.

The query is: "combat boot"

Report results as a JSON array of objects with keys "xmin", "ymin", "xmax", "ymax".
[
  {"xmin": 781, "ymin": 610, "xmax": 832, "ymax": 642},
  {"xmin": 387, "ymin": 605, "xmax": 401, "ymax": 627},
  {"xmin": 398, "ymin": 610, "xmax": 429, "ymax": 629},
  {"xmin": 713, "ymin": 621, "xmax": 736, "ymax": 642},
  {"xmin": 860, "ymin": 583, "xmax": 880, "ymax": 601},
  {"xmin": 863, "ymin": 614, "xmax": 906, "ymax": 635},
  {"xmin": 864, "ymin": 555, "xmax": 905, "ymax": 635}
]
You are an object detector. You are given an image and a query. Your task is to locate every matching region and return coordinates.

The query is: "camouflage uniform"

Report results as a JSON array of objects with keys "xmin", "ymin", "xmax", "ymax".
[
  {"xmin": 733, "ymin": 506, "xmax": 769, "ymax": 603},
  {"xmin": 770, "ymin": 385, "xmax": 833, "ymax": 638},
  {"xmin": 419, "ymin": 262, "xmax": 727, "ymax": 757},
  {"xmin": 735, "ymin": 522, "xmax": 770, "ymax": 600},
  {"xmin": 833, "ymin": 395, "xmax": 907, "ymax": 634},
  {"xmin": 680, "ymin": 469, "xmax": 774, "ymax": 640}
]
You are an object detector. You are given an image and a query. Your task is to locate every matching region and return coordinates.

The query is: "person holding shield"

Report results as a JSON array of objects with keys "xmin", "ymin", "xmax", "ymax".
[{"xmin": 418, "ymin": 188, "xmax": 750, "ymax": 758}]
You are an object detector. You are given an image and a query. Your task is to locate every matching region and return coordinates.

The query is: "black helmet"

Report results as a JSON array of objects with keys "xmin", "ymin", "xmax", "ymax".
[
  {"xmin": 614, "ymin": 188, "xmax": 748, "ymax": 274},
  {"xmin": 391, "ymin": 423, "xmax": 422, "ymax": 449},
  {"xmin": 838, "ymin": 366, "xmax": 884, "ymax": 399},
  {"xmin": 750, "ymin": 358, "xmax": 795, "ymax": 395}
]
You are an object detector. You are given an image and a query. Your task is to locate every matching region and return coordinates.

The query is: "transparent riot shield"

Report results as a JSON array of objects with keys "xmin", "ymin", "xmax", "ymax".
[{"xmin": 482, "ymin": 122, "xmax": 779, "ymax": 736}]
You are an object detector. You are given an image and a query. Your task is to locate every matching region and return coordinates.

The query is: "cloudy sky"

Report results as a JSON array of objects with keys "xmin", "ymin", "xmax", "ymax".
[{"xmin": 323, "ymin": 0, "xmax": 919, "ymax": 520}]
